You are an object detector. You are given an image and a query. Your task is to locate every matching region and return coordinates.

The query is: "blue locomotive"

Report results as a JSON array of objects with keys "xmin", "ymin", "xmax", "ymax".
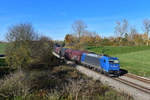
[{"xmin": 81, "ymin": 53, "xmax": 120, "ymax": 75}]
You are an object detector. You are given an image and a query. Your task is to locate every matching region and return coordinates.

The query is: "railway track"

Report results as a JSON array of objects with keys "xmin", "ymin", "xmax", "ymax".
[
  {"xmin": 113, "ymin": 77, "xmax": 150, "ymax": 94},
  {"xmin": 83, "ymin": 65, "xmax": 150, "ymax": 95},
  {"xmin": 68, "ymin": 61, "xmax": 150, "ymax": 95},
  {"xmin": 124, "ymin": 73, "xmax": 150, "ymax": 84},
  {"xmin": 76, "ymin": 65, "xmax": 150, "ymax": 100},
  {"xmin": 52, "ymin": 52, "xmax": 150, "ymax": 97}
]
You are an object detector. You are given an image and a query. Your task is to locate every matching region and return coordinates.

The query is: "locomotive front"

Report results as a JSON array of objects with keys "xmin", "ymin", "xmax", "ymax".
[
  {"xmin": 100, "ymin": 56, "xmax": 120, "ymax": 75},
  {"xmin": 81, "ymin": 53, "xmax": 120, "ymax": 76}
]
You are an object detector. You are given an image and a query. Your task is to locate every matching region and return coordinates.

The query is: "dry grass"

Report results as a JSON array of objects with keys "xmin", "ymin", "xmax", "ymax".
[
  {"xmin": 0, "ymin": 66, "xmax": 133, "ymax": 100},
  {"xmin": 0, "ymin": 70, "xmax": 30, "ymax": 99}
]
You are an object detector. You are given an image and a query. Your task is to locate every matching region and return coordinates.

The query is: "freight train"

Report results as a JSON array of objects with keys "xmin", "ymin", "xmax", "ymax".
[{"xmin": 54, "ymin": 46, "xmax": 120, "ymax": 76}]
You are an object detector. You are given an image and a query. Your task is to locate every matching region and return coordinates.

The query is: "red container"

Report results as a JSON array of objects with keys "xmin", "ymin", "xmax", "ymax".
[
  {"xmin": 65, "ymin": 49, "xmax": 88, "ymax": 63},
  {"xmin": 70, "ymin": 50, "xmax": 83, "ymax": 62},
  {"xmin": 65, "ymin": 49, "xmax": 72, "ymax": 59}
]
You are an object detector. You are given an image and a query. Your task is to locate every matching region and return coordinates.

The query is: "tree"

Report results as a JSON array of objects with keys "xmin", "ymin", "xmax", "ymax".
[
  {"xmin": 72, "ymin": 20, "xmax": 87, "ymax": 41},
  {"xmin": 143, "ymin": 19, "xmax": 150, "ymax": 46},
  {"xmin": 124, "ymin": 33, "xmax": 128, "ymax": 41},
  {"xmin": 31, "ymin": 36, "xmax": 54, "ymax": 67},
  {"xmin": 114, "ymin": 19, "xmax": 128, "ymax": 45},
  {"xmin": 129, "ymin": 27, "xmax": 137, "ymax": 41},
  {"xmin": 6, "ymin": 23, "xmax": 37, "ymax": 69},
  {"xmin": 64, "ymin": 34, "xmax": 76, "ymax": 46},
  {"xmin": 6, "ymin": 23, "xmax": 54, "ymax": 69},
  {"xmin": 114, "ymin": 19, "xmax": 128, "ymax": 37},
  {"xmin": 95, "ymin": 34, "xmax": 102, "ymax": 47},
  {"xmin": 133, "ymin": 33, "xmax": 144, "ymax": 46}
]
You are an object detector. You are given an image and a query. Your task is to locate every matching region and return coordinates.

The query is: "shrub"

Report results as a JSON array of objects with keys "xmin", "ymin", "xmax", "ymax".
[
  {"xmin": 30, "ymin": 36, "xmax": 54, "ymax": 67},
  {"xmin": 0, "ymin": 66, "xmax": 133, "ymax": 100},
  {"xmin": 6, "ymin": 23, "xmax": 37, "ymax": 69},
  {"xmin": 0, "ymin": 70, "xmax": 30, "ymax": 99},
  {"xmin": 6, "ymin": 23, "xmax": 55, "ymax": 70}
]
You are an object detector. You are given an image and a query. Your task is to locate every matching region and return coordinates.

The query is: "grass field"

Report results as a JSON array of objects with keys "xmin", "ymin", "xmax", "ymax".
[
  {"xmin": 0, "ymin": 43, "xmax": 7, "ymax": 67},
  {"xmin": 88, "ymin": 46, "xmax": 150, "ymax": 77},
  {"xmin": 0, "ymin": 43, "xmax": 7, "ymax": 54}
]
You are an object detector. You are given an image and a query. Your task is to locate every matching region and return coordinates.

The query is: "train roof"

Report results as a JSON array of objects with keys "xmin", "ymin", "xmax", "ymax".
[{"xmin": 85, "ymin": 52, "xmax": 110, "ymax": 58}]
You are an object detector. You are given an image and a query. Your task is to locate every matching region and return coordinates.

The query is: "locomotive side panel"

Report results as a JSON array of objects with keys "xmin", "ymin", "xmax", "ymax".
[{"xmin": 81, "ymin": 53, "xmax": 101, "ymax": 69}]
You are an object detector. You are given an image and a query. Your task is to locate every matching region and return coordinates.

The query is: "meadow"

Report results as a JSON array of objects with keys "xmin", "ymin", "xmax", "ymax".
[
  {"xmin": 0, "ymin": 43, "xmax": 7, "ymax": 68},
  {"xmin": 87, "ymin": 46, "xmax": 150, "ymax": 77},
  {"xmin": 0, "ymin": 43, "xmax": 7, "ymax": 54}
]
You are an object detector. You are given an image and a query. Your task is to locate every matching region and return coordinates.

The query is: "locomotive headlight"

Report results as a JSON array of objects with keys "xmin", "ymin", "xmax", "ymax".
[
  {"xmin": 109, "ymin": 59, "xmax": 119, "ymax": 64},
  {"xmin": 114, "ymin": 60, "xmax": 119, "ymax": 64}
]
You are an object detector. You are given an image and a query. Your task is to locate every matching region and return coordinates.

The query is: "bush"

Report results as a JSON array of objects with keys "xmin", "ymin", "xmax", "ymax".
[
  {"xmin": 0, "ymin": 66, "xmax": 133, "ymax": 100},
  {"xmin": 30, "ymin": 36, "xmax": 54, "ymax": 67},
  {"xmin": 0, "ymin": 71, "xmax": 30, "ymax": 100},
  {"xmin": 6, "ymin": 23, "xmax": 37, "ymax": 69},
  {"xmin": 0, "ymin": 58, "xmax": 7, "ymax": 66},
  {"xmin": 6, "ymin": 23, "xmax": 55, "ymax": 70}
]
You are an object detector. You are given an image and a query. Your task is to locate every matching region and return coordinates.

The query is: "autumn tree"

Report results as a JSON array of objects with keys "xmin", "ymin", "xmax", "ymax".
[
  {"xmin": 143, "ymin": 19, "xmax": 150, "ymax": 46},
  {"xmin": 72, "ymin": 20, "xmax": 87, "ymax": 41},
  {"xmin": 64, "ymin": 34, "xmax": 76, "ymax": 46},
  {"xmin": 80, "ymin": 31, "xmax": 99, "ymax": 47},
  {"xmin": 129, "ymin": 27, "xmax": 137, "ymax": 41},
  {"xmin": 95, "ymin": 34, "xmax": 102, "ymax": 47},
  {"xmin": 133, "ymin": 34, "xmax": 144, "ymax": 46}
]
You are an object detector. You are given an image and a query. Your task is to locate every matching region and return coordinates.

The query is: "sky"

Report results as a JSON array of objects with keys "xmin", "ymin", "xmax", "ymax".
[{"xmin": 0, "ymin": 0, "xmax": 150, "ymax": 41}]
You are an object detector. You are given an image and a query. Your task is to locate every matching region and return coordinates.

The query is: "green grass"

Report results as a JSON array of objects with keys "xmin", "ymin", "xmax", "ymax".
[
  {"xmin": 116, "ymin": 50, "xmax": 150, "ymax": 77},
  {"xmin": 87, "ymin": 46, "xmax": 150, "ymax": 77},
  {"xmin": 0, "ymin": 43, "xmax": 7, "ymax": 54},
  {"xmin": 0, "ymin": 43, "xmax": 7, "ymax": 67},
  {"xmin": 87, "ymin": 46, "xmax": 150, "ymax": 56},
  {"xmin": 0, "ymin": 58, "xmax": 7, "ymax": 67}
]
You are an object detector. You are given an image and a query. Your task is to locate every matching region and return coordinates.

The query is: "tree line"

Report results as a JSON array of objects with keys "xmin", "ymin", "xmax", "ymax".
[
  {"xmin": 65, "ymin": 19, "xmax": 150, "ymax": 49},
  {"xmin": 4, "ymin": 23, "xmax": 60, "ymax": 70},
  {"xmin": 2, "ymin": 19, "xmax": 150, "ymax": 69}
]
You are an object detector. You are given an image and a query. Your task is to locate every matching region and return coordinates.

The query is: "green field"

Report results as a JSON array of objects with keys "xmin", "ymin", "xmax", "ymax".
[
  {"xmin": 87, "ymin": 46, "xmax": 150, "ymax": 77},
  {"xmin": 0, "ymin": 43, "xmax": 7, "ymax": 67},
  {"xmin": 0, "ymin": 43, "xmax": 7, "ymax": 54}
]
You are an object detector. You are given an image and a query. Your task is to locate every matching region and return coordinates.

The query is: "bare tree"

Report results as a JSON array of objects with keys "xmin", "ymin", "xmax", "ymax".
[
  {"xmin": 6, "ymin": 23, "xmax": 54, "ymax": 69},
  {"xmin": 114, "ymin": 19, "xmax": 128, "ymax": 37},
  {"xmin": 6, "ymin": 23, "xmax": 37, "ymax": 69},
  {"xmin": 129, "ymin": 26, "xmax": 138, "ymax": 41},
  {"xmin": 114, "ymin": 21, "xmax": 121, "ymax": 37},
  {"xmin": 72, "ymin": 20, "xmax": 87, "ymax": 41},
  {"xmin": 143, "ymin": 19, "xmax": 150, "ymax": 46},
  {"xmin": 6, "ymin": 23, "xmax": 38, "ymax": 42},
  {"xmin": 114, "ymin": 19, "xmax": 128, "ymax": 45}
]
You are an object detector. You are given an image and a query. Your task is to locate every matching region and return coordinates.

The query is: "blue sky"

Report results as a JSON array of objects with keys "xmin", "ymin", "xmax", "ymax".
[{"xmin": 0, "ymin": 0, "xmax": 150, "ymax": 40}]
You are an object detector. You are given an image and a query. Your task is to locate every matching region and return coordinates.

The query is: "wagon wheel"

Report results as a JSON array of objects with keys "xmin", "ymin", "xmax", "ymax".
[
  {"xmin": 101, "ymin": 69, "xmax": 104, "ymax": 74},
  {"xmin": 104, "ymin": 71, "xmax": 109, "ymax": 76}
]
